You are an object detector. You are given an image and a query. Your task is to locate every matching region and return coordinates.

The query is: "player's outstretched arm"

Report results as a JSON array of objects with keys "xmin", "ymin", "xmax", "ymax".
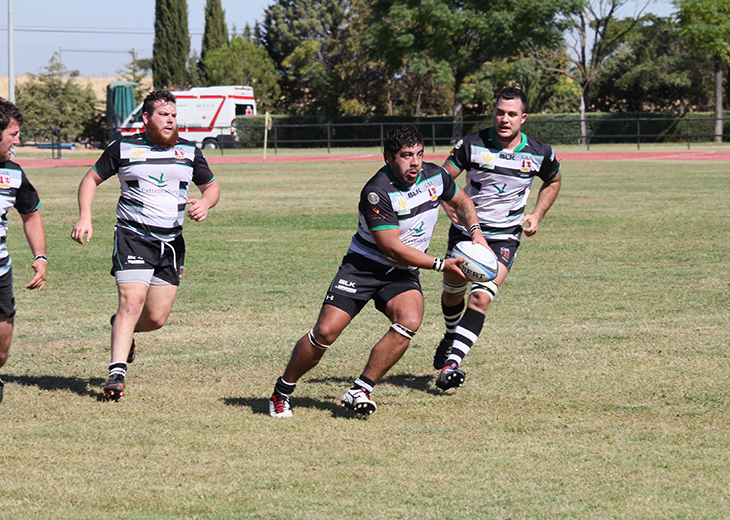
[
  {"xmin": 187, "ymin": 179, "xmax": 220, "ymax": 222},
  {"xmin": 21, "ymin": 210, "xmax": 47, "ymax": 291},
  {"xmin": 72, "ymin": 169, "xmax": 104, "ymax": 244}
]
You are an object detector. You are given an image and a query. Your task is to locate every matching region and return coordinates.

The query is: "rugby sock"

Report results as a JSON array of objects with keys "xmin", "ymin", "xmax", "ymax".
[
  {"xmin": 442, "ymin": 298, "xmax": 465, "ymax": 335},
  {"xmin": 353, "ymin": 375, "xmax": 375, "ymax": 395},
  {"xmin": 447, "ymin": 308, "xmax": 486, "ymax": 366},
  {"xmin": 108, "ymin": 362, "xmax": 127, "ymax": 379},
  {"xmin": 274, "ymin": 376, "xmax": 296, "ymax": 396}
]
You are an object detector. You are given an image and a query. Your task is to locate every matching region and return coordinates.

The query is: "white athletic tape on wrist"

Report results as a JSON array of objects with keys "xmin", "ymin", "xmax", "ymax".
[
  {"xmin": 308, "ymin": 329, "xmax": 331, "ymax": 350},
  {"xmin": 432, "ymin": 257, "xmax": 445, "ymax": 272},
  {"xmin": 391, "ymin": 323, "xmax": 416, "ymax": 339}
]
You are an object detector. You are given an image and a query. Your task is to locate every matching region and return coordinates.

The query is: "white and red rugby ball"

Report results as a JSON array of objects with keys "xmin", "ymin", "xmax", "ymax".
[{"xmin": 451, "ymin": 241, "xmax": 499, "ymax": 282}]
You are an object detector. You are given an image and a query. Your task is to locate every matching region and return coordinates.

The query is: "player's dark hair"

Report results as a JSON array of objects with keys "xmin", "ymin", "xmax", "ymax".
[
  {"xmin": 384, "ymin": 125, "xmax": 423, "ymax": 156},
  {"xmin": 497, "ymin": 87, "xmax": 528, "ymax": 112},
  {"xmin": 0, "ymin": 97, "xmax": 24, "ymax": 133},
  {"xmin": 142, "ymin": 89, "xmax": 177, "ymax": 117}
]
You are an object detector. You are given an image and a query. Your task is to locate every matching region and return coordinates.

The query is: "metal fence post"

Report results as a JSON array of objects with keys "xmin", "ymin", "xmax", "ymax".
[
  {"xmin": 274, "ymin": 126, "xmax": 278, "ymax": 155},
  {"xmin": 432, "ymin": 123, "xmax": 436, "ymax": 153},
  {"xmin": 327, "ymin": 124, "xmax": 331, "ymax": 153},
  {"xmin": 380, "ymin": 125, "xmax": 384, "ymax": 153},
  {"xmin": 686, "ymin": 119, "xmax": 691, "ymax": 149},
  {"xmin": 637, "ymin": 119, "xmax": 641, "ymax": 150}
]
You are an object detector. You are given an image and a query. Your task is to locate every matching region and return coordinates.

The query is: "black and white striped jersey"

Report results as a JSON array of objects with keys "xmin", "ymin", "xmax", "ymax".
[
  {"xmin": 447, "ymin": 127, "xmax": 560, "ymax": 242},
  {"xmin": 93, "ymin": 134, "xmax": 216, "ymax": 241}
]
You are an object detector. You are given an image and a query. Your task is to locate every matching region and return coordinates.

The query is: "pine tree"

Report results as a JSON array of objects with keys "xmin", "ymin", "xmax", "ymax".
[
  {"xmin": 202, "ymin": 0, "xmax": 228, "ymax": 62},
  {"xmin": 153, "ymin": 0, "xmax": 190, "ymax": 89}
]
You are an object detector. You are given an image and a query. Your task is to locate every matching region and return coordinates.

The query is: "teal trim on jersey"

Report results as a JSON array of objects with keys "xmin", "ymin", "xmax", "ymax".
[
  {"xmin": 488, "ymin": 127, "xmax": 527, "ymax": 152},
  {"xmin": 141, "ymin": 132, "xmax": 155, "ymax": 148},
  {"xmin": 383, "ymin": 165, "xmax": 422, "ymax": 191},
  {"xmin": 371, "ymin": 224, "xmax": 399, "ymax": 231}
]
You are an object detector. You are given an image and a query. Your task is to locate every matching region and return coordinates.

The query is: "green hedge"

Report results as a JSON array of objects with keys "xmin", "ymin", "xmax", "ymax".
[{"xmin": 235, "ymin": 111, "xmax": 730, "ymax": 148}]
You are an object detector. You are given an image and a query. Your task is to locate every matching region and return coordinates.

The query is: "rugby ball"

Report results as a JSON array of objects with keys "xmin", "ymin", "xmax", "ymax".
[{"xmin": 451, "ymin": 241, "xmax": 499, "ymax": 282}]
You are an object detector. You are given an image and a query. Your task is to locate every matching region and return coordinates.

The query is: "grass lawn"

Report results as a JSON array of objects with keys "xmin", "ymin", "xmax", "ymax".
[{"xmin": 0, "ymin": 157, "xmax": 728, "ymax": 519}]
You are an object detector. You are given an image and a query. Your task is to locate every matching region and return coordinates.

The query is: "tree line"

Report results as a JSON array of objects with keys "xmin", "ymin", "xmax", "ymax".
[{"xmin": 14, "ymin": 0, "xmax": 730, "ymax": 144}]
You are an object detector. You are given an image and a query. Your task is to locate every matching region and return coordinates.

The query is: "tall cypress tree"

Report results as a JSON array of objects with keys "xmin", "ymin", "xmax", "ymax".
[
  {"xmin": 153, "ymin": 0, "xmax": 190, "ymax": 89},
  {"xmin": 202, "ymin": 0, "xmax": 228, "ymax": 62}
]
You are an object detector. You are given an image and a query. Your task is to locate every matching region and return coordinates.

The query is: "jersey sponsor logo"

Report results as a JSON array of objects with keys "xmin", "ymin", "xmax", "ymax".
[
  {"xmin": 395, "ymin": 195, "xmax": 409, "ymax": 216},
  {"xmin": 130, "ymin": 148, "xmax": 146, "ymax": 162},
  {"xmin": 499, "ymin": 152, "xmax": 516, "ymax": 161},
  {"xmin": 407, "ymin": 187, "xmax": 422, "ymax": 198},
  {"xmin": 370, "ymin": 207, "xmax": 389, "ymax": 220},
  {"xmin": 409, "ymin": 220, "xmax": 426, "ymax": 234},
  {"xmin": 335, "ymin": 278, "xmax": 357, "ymax": 294},
  {"xmin": 148, "ymin": 173, "xmax": 167, "ymax": 186},
  {"xmin": 454, "ymin": 139, "xmax": 464, "ymax": 150},
  {"xmin": 479, "ymin": 151, "xmax": 496, "ymax": 170},
  {"xmin": 125, "ymin": 255, "xmax": 145, "ymax": 265},
  {"xmin": 492, "ymin": 183, "xmax": 508, "ymax": 194}
]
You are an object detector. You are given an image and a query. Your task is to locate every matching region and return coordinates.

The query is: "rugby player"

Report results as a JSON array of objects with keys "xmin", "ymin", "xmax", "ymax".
[
  {"xmin": 0, "ymin": 98, "xmax": 48, "ymax": 404},
  {"xmin": 71, "ymin": 89, "xmax": 220, "ymax": 401},
  {"xmin": 269, "ymin": 125, "xmax": 487, "ymax": 418},
  {"xmin": 433, "ymin": 87, "xmax": 562, "ymax": 391}
]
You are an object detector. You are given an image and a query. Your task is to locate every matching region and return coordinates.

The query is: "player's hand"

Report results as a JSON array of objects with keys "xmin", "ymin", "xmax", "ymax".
[
  {"xmin": 186, "ymin": 199, "xmax": 210, "ymax": 222},
  {"xmin": 26, "ymin": 258, "xmax": 47, "ymax": 291},
  {"xmin": 521, "ymin": 214, "xmax": 540, "ymax": 237},
  {"xmin": 443, "ymin": 257, "xmax": 469, "ymax": 281},
  {"xmin": 471, "ymin": 233, "xmax": 488, "ymax": 248},
  {"xmin": 71, "ymin": 218, "xmax": 92, "ymax": 243}
]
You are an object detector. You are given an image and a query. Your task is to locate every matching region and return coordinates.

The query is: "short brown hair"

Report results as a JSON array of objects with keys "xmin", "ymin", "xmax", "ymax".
[
  {"xmin": 0, "ymin": 97, "xmax": 24, "ymax": 133},
  {"xmin": 142, "ymin": 89, "xmax": 177, "ymax": 117}
]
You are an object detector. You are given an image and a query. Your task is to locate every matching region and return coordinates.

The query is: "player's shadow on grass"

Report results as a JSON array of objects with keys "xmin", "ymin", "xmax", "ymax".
[
  {"xmin": 223, "ymin": 396, "xmax": 354, "ymax": 418},
  {"xmin": 308, "ymin": 373, "xmax": 437, "ymax": 393},
  {"xmin": 4, "ymin": 374, "xmax": 107, "ymax": 400},
  {"xmin": 224, "ymin": 372, "xmax": 439, "ymax": 416}
]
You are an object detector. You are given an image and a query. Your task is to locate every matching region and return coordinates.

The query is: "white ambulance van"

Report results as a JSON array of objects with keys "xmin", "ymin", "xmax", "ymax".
[{"xmin": 119, "ymin": 85, "xmax": 257, "ymax": 149}]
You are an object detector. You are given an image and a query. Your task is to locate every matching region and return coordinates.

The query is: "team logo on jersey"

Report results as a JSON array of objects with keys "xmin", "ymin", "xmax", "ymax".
[
  {"xmin": 0, "ymin": 175, "xmax": 10, "ymax": 189},
  {"xmin": 395, "ymin": 196, "xmax": 409, "ymax": 216},
  {"xmin": 174, "ymin": 148, "xmax": 186, "ymax": 160},
  {"xmin": 148, "ymin": 173, "xmax": 167, "ymax": 186},
  {"xmin": 479, "ymin": 152, "xmax": 496, "ymax": 170},
  {"xmin": 130, "ymin": 148, "xmax": 146, "ymax": 162},
  {"xmin": 520, "ymin": 159, "xmax": 532, "ymax": 172},
  {"xmin": 409, "ymin": 220, "xmax": 426, "ymax": 234},
  {"xmin": 500, "ymin": 247, "xmax": 511, "ymax": 262},
  {"xmin": 427, "ymin": 185, "xmax": 438, "ymax": 201},
  {"xmin": 492, "ymin": 183, "xmax": 508, "ymax": 194},
  {"xmin": 367, "ymin": 192, "xmax": 379, "ymax": 205}
]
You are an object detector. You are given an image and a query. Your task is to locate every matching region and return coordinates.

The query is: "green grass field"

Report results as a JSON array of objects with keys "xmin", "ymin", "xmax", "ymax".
[{"xmin": 1, "ymin": 157, "xmax": 728, "ymax": 519}]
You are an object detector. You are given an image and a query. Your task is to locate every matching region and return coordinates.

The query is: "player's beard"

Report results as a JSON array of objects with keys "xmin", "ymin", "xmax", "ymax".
[{"xmin": 145, "ymin": 119, "xmax": 179, "ymax": 149}]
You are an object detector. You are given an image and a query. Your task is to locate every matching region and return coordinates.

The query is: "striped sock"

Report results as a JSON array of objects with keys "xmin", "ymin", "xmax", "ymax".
[
  {"xmin": 108, "ymin": 362, "xmax": 127, "ymax": 379},
  {"xmin": 447, "ymin": 308, "xmax": 486, "ymax": 366}
]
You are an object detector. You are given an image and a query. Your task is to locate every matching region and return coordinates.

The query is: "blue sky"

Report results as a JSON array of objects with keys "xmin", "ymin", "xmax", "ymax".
[
  {"xmin": 1, "ymin": 0, "xmax": 273, "ymax": 76},
  {"xmin": 1, "ymin": 0, "xmax": 675, "ymax": 78}
]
